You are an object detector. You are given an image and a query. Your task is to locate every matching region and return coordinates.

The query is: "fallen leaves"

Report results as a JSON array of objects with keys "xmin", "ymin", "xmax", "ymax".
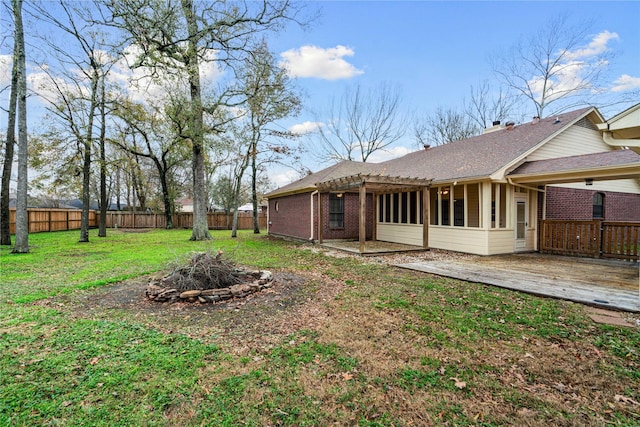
[
  {"xmin": 450, "ymin": 377, "xmax": 466, "ymax": 389},
  {"xmin": 614, "ymin": 394, "xmax": 640, "ymax": 406}
]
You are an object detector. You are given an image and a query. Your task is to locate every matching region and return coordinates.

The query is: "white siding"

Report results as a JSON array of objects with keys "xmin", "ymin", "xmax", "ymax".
[
  {"xmin": 377, "ymin": 223, "xmax": 423, "ymax": 246},
  {"xmin": 486, "ymin": 229, "xmax": 516, "ymax": 255},
  {"xmin": 428, "ymin": 226, "xmax": 490, "ymax": 255},
  {"xmin": 550, "ymin": 179, "xmax": 640, "ymax": 194},
  {"xmin": 527, "ymin": 125, "xmax": 610, "ymax": 161}
]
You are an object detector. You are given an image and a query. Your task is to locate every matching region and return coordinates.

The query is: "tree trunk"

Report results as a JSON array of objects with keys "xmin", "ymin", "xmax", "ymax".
[
  {"xmin": 12, "ymin": 0, "xmax": 28, "ymax": 253},
  {"xmin": 0, "ymin": 21, "xmax": 19, "ymax": 246},
  {"xmin": 251, "ymin": 144, "xmax": 260, "ymax": 234},
  {"xmin": 154, "ymin": 158, "xmax": 173, "ymax": 229},
  {"xmin": 98, "ymin": 78, "xmax": 107, "ymax": 237},
  {"xmin": 183, "ymin": 0, "xmax": 211, "ymax": 241},
  {"xmin": 80, "ymin": 71, "xmax": 99, "ymax": 243}
]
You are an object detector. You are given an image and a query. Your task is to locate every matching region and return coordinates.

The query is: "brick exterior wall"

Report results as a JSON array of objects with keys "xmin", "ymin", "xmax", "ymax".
[
  {"xmin": 319, "ymin": 192, "xmax": 374, "ymax": 240},
  {"xmin": 268, "ymin": 192, "xmax": 313, "ymax": 240},
  {"xmin": 268, "ymin": 191, "xmax": 374, "ymax": 241},
  {"xmin": 544, "ymin": 187, "xmax": 640, "ymax": 221}
]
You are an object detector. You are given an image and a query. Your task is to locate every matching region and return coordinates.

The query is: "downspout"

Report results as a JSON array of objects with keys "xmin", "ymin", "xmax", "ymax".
[
  {"xmin": 310, "ymin": 190, "xmax": 318, "ymax": 241},
  {"xmin": 266, "ymin": 199, "xmax": 270, "ymax": 234}
]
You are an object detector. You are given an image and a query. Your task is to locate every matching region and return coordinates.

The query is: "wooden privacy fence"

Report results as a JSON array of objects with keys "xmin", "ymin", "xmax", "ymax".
[
  {"xmin": 7, "ymin": 208, "xmax": 97, "ymax": 234},
  {"xmin": 540, "ymin": 220, "xmax": 639, "ymax": 261},
  {"xmin": 101, "ymin": 211, "xmax": 267, "ymax": 231}
]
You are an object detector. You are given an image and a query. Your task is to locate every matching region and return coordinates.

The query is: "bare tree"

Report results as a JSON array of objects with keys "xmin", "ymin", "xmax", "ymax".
[
  {"xmin": 490, "ymin": 16, "xmax": 614, "ymax": 118},
  {"xmin": 31, "ymin": 0, "xmax": 115, "ymax": 242},
  {"xmin": 413, "ymin": 106, "xmax": 479, "ymax": 148},
  {"xmin": 0, "ymin": 0, "xmax": 19, "ymax": 246},
  {"xmin": 111, "ymin": 95, "xmax": 191, "ymax": 229},
  {"xmin": 237, "ymin": 40, "xmax": 300, "ymax": 235},
  {"xmin": 107, "ymin": 0, "xmax": 303, "ymax": 241},
  {"xmin": 313, "ymin": 82, "xmax": 406, "ymax": 163},
  {"xmin": 465, "ymin": 80, "xmax": 517, "ymax": 130},
  {"xmin": 12, "ymin": 0, "xmax": 28, "ymax": 253}
]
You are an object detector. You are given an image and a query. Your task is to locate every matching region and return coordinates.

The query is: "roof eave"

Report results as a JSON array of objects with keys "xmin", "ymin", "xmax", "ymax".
[{"xmin": 507, "ymin": 163, "xmax": 640, "ymax": 185}]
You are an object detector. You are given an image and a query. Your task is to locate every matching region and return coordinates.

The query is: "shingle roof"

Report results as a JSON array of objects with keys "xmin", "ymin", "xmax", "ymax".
[
  {"xmin": 267, "ymin": 107, "xmax": 596, "ymax": 197},
  {"xmin": 265, "ymin": 161, "xmax": 385, "ymax": 197},
  {"xmin": 378, "ymin": 107, "xmax": 594, "ymax": 182},
  {"xmin": 508, "ymin": 149, "xmax": 640, "ymax": 176}
]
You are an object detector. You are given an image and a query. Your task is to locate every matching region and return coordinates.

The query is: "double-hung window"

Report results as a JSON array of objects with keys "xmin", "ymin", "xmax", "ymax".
[{"xmin": 329, "ymin": 193, "xmax": 344, "ymax": 228}]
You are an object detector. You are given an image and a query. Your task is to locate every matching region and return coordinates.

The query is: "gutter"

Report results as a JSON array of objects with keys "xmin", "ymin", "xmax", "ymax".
[
  {"xmin": 507, "ymin": 177, "xmax": 546, "ymax": 193},
  {"xmin": 309, "ymin": 190, "xmax": 318, "ymax": 241},
  {"xmin": 603, "ymin": 131, "xmax": 640, "ymax": 151}
]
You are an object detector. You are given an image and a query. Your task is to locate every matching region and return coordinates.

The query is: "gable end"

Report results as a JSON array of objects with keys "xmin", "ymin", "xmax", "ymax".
[{"xmin": 574, "ymin": 117, "xmax": 598, "ymax": 131}]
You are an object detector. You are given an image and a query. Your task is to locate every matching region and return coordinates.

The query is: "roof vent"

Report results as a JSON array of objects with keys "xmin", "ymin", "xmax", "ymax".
[
  {"xmin": 483, "ymin": 121, "xmax": 504, "ymax": 134},
  {"xmin": 505, "ymin": 121, "xmax": 515, "ymax": 130},
  {"xmin": 532, "ymin": 116, "xmax": 540, "ymax": 125},
  {"xmin": 554, "ymin": 117, "xmax": 561, "ymax": 124},
  {"xmin": 423, "ymin": 144, "xmax": 431, "ymax": 150}
]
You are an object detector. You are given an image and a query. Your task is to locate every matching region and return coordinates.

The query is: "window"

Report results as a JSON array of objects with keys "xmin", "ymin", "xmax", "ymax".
[
  {"xmin": 379, "ymin": 191, "xmax": 423, "ymax": 225},
  {"xmin": 593, "ymin": 192, "xmax": 604, "ymax": 219},
  {"xmin": 441, "ymin": 186, "xmax": 450, "ymax": 226},
  {"xmin": 401, "ymin": 192, "xmax": 408, "ymax": 223},
  {"xmin": 329, "ymin": 193, "xmax": 344, "ymax": 228},
  {"xmin": 429, "ymin": 187, "xmax": 438, "ymax": 225},
  {"xmin": 409, "ymin": 191, "xmax": 418, "ymax": 224},
  {"xmin": 453, "ymin": 185, "xmax": 464, "ymax": 226},
  {"xmin": 467, "ymin": 183, "xmax": 480, "ymax": 227}
]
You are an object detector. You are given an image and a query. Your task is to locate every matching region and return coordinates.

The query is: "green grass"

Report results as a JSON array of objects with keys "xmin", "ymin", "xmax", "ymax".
[
  {"xmin": 0, "ymin": 229, "xmax": 299, "ymax": 303},
  {"xmin": 1, "ymin": 229, "xmax": 639, "ymax": 426}
]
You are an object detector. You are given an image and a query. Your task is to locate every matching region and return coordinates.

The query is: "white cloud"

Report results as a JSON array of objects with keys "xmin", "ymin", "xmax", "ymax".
[
  {"xmin": 611, "ymin": 74, "xmax": 640, "ymax": 92},
  {"xmin": 279, "ymin": 45, "xmax": 364, "ymax": 80},
  {"xmin": 107, "ymin": 44, "xmax": 223, "ymax": 104},
  {"xmin": 271, "ymin": 169, "xmax": 302, "ymax": 187},
  {"xmin": 565, "ymin": 31, "xmax": 619, "ymax": 60},
  {"xmin": 289, "ymin": 121, "xmax": 323, "ymax": 135},
  {"xmin": 527, "ymin": 30, "xmax": 622, "ymax": 103},
  {"xmin": 365, "ymin": 146, "xmax": 414, "ymax": 163}
]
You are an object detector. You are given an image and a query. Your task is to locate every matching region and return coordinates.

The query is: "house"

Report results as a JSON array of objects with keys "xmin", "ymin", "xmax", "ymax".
[
  {"xmin": 266, "ymin": 105, "xmax": 640, "ymax": 255},
  {"xmin": 175, "ymin": 198, "xmax": 194, "ymax": 213}
]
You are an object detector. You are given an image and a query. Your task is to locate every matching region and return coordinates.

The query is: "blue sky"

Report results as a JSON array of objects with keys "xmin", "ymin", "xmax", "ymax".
[
  {"xmin": 1, "ymin": 1, "xmax": 639, "ymax": 190},
  {"xmin": 264, "ymin": 1, "xmax": 640, "ymax": 185}
]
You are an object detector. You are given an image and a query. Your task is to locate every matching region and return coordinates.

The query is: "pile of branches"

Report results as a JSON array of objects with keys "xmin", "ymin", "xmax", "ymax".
[{"xmin": 160, "ymin": 251, "xmax": 247, "ymax": 291}]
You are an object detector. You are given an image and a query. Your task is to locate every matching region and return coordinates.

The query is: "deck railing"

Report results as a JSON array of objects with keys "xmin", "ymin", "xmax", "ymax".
[
  {"xmin": 601, "ymin": 221, "xmax": 640, "ymax": 261},
  {"xmin": 540, "ymin": 220, "xmax": 639, "ymax": 261}
]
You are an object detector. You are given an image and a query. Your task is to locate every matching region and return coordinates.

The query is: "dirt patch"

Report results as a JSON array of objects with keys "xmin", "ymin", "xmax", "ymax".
[{"xmin": 50, "ymin": 268, "xmax": 344, "ymax": 353}]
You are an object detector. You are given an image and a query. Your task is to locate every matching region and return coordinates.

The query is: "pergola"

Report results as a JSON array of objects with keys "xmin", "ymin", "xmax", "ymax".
[{"xmin": 314, "ymin": 174, "xmax": 432, "ymax": 253}]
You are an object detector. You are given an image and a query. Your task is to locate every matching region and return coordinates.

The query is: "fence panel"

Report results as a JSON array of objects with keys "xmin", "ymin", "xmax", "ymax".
[
  {"xmin": 602, "ymin": 222, "xmax": 640, "ymax": 261},
  {"xmin": 101, "ymin": 211, "xmax": 266, "ymax": 231},
  {"xmin": 7, "ymin": 208, "xmax": 97, "ymax": 234}
]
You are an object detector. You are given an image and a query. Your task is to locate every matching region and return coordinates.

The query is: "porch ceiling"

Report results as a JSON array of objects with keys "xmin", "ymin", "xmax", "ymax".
[{"xmin": 315, "ymin": 173, "xmax": 431, "ymax": 193}]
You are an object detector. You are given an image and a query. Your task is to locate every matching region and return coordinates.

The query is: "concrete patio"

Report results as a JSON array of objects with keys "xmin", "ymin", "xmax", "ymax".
[{"xmin": 395, "ymin": 253, "xmax": 640, "ymax": 313}]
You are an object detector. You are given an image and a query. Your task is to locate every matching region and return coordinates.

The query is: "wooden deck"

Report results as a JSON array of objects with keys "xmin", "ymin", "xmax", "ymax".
[
  {"xmin": 396, "ymin": 254, "xmax": 640, "ymax": 313},
  {"xmin": 320, "ymin": 240, "xmax": 424, "ymax": 256}
]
